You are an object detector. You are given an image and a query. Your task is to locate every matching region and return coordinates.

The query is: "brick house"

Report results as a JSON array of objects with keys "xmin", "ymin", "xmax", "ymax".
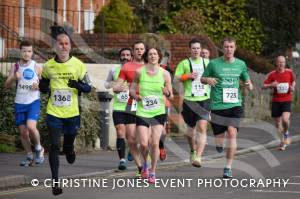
[{"xmin": 0, "ymin": 0, "xmax": 109, "ymax": 57}]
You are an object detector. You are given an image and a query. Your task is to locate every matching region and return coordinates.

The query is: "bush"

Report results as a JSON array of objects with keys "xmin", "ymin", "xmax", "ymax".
[
  {"xmin": 0, "ymin": 73, "xmax": 18, "ymax": 135},
  {"xmin": 0, "ymin": 144, "xmax": 16, "ymax": 153},
  {"xmin": 76, "ymin": 88, "xmax": 100, "ymax": 150}
]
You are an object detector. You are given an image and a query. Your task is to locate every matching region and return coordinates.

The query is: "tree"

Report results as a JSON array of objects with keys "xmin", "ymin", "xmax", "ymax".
[
  {"xmin": 94, "ymin": 0, "xmax": 144, "ymax": 33},
  {"xmin": 173, "ymin": 8, "xmax": 206, "ymax": 34},
  {"xmin": 128, "ymin": 0, "xmax": 170, "ymax": 32},
  {"xmin": 128, "ymin": 0, "xmax": 206, "ymax": 34},
  {"xmin": 129, "ymin": 0, "xmax": 263, "ymax": 53},
  {"xmin": 247, "ymin": 0, "xmax": 300, "ymax": 55},
  {"xmin": 197, "ymin": 0, "xmax": 264, "ymax": 54}
]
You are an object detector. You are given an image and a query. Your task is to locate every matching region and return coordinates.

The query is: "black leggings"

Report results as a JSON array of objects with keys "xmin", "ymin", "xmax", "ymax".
[{"xmin": 48, "ymin": 127, "xmax": 76, "ymax": 180}]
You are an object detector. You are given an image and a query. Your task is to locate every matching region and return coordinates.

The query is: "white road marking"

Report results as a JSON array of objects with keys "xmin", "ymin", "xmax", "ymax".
[{"xmin": 252, "ymin": 189, "xmax": 300, "ymax": 194}]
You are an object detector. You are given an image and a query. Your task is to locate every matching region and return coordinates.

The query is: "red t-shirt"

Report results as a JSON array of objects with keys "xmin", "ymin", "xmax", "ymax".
[
  {"xmin": 119, "ymin": 61, "xmax": 143, "ymax": 104},
  {"xmin": 263, "ymin": 69, "xmax": 295, "ymax": 102}
]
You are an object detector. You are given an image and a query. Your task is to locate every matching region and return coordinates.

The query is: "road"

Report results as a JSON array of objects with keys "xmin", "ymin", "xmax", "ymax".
[{"xmin": 1, "ymin": 140, "xmax": 299, "ymax": 199}]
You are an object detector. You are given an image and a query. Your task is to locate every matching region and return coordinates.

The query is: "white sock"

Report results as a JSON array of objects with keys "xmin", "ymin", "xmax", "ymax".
[
  {"xmin": 27, "ymin": 152, "xmax": 33, "ymax": 159},
  {"xmin": 35, "ymin": 144, "xmax": 42, "ymax": 151}
]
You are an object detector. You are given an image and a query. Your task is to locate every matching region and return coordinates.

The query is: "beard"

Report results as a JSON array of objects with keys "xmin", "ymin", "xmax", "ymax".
[{"xmin": 120, "ymin": 58, "xmax": 131, "ymax": 64}]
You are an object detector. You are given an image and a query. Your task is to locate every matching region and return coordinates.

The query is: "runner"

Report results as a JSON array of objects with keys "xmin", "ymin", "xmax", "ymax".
[
  {"xmin": 174, "ymin": 39, "xmax": 210, "ymax": 167},
  {"xmin": 5, "ymin": 40, "xmax": 44, "ymax": 166},
  {"xmin": 39, "ymin": 33, "xmax": 92, "ymax": 195},
  {"xmin": 263, "ymin": 55, "xmax": 296, "ymax": 150},
  {"xmin": 201, "ymin": 45, "xmax": 210, "ymax": 59},
  {"xmin": 114, "ymin": 41, "xmax": 146, "ymax": 176},
  {"xmin": 201, "ymin": 36, "xmax": 253, "ymax": 178},
  {"xmin": 104, "ymin": 47, "xmax": 132, "ymax": 170},
  {"xmin": 130, "ymin": 47, "xmax": 173, "ymax": 183}
]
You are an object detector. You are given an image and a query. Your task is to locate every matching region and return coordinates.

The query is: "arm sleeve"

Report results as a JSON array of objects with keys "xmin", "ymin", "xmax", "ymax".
[
  {"xmin": 240, "ymin": 63, "xmax": 250, "ymax": 81},
  {"xmin": 39, "ymin": 64, "xmax": 50, "ymax": 93},
  {"xmin": 174, "ymin": 60, "xmax": 186, "ymax": 77},
  {"xmin": 39, "ymin": 77, "xmax": 50, "ymax": 93},
  {"xmin": 77, "ymin": 73, "xmax": 92, "ymax": 93},
  {"xmin": 263, "ymin": 72, "xmax": 273, "ymax": 84}
]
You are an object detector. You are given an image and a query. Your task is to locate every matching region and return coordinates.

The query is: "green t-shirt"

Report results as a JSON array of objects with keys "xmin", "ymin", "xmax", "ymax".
[
  {"xmin": 175, "ymin": 57, "xmax": 210, "ymax": 101},
  {"xmin": 42, "ymin": 56, "xmax": 87, "ymax": 118},
  {"xmin": 202, "ymin": 57, "xmax": 250, "ymax": 110}
]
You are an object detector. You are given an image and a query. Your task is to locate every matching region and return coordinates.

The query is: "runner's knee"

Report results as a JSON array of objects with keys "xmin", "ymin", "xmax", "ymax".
[
  {"xmin": 227, "ymin": 127, "xmax": 237, "ymax": 139},
  {"xmin": 27, "ymin": 124, "xmax": 38, "ymax": 133}
]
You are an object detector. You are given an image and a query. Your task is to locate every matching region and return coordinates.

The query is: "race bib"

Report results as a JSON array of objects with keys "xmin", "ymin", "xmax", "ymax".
[
  {"xmin": 192, "ymin": 80, "xmax": 205, "ymax": 96},
  {"xmin": 52, "ymin": 89, "xmax": 72, "ymax": 107},
  {"xmin": 17, "ymin": 79, "xmax": 36, "ymax": 94},
  {"xmin": 142, "ymin": 95, "xmax": 161, "ymax": 110},
  {"xmin": 117, "ymin": 91, "xmax": 129, "ymax": 103},
  {"xmin": 277, "ymin": 83, "xmax": 289, "ymax": 94},
  {"xmin": 17, "ymin": 82, "xmax": 33, "ymax": 93},
  {"xmin": 223, "ymin": 88, "xmax": 239, "ymax": 103},
  {"xmin": 130, "ymin": 99, "xmax": 137, "ymax": 111},
  {"xmin": 190, "ymin": 59, "xmax": 205, "ymax": 97}
]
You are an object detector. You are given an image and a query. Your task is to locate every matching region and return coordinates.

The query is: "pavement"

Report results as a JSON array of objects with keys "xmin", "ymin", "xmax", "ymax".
[{"xmin": 0, "ymin": 112, "xmax": 300, "ymax": 190}]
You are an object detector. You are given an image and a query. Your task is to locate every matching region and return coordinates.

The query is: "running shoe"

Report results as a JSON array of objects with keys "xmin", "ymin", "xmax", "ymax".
[
  {"xmin": 216, "ymin": 146, "xmax": 224, "ymax": 153},
  {"xmin": 65, "ymin": 150, "xmax": 76, "ymax": 164},
  {"xmin": 141, "ymin": 164, "xmax": 149, "ymax": 179},
  {"xmin": 52, "ymin": 185, "xmax": 63, "ymax": 196},
  {"xmin": 192, "ymin": 156, "xmax": 202, "ymax": 167},
  {"xmin": 148, "ymin": 173, "xmax": 156, "ymax": 184},
  {"xmin": 135, "ymin": 170, "xmax": 141, "ymax": 178},
  {"xmin": 159, "ymin": 148, "xmax": 167, "ymax": 161},
  {"xmin": 118, "ymin": 159, "xmax": 127, "ymax": 171},
  {"xmin": 127, "ymin": 152, "xmax": 133, "ymax": 161},
  {"xmin": 190, "ymin": 151, "xmax": 197, "ymax": 163},
  {"xmin": 135, "ymin": 166, "xmax": 143, "ymax": 178},
  {"xmin": 35, "ymin": 147, "xmax": 45, "ymax": 164},
  {"xmin": 278, "ymin": 142, "xmax": 287, "ymax": 151},
  {"xmin": 20, "ymin": 156, "xmax": 34, "ymax": 167},
  {"xmin": 223, "ymin": 167, "xmax": 233, "ymax": 178}
]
